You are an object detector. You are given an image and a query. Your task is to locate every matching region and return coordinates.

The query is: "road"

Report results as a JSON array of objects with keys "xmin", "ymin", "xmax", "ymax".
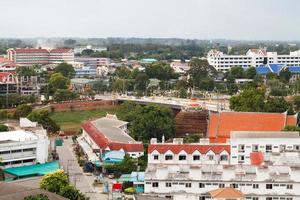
[
  {"xmin": 95, "ymin": 94, "xmax": 230, "ymax": 111},
  {"xmin": 56, "ymin": 138, "xmax": 109, "ymax": 200}
]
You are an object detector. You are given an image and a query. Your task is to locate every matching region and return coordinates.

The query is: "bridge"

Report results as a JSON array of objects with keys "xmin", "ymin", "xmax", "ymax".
[{"xmin": 94, "ymin": 94, "xmax": 230, "ymax": 112}]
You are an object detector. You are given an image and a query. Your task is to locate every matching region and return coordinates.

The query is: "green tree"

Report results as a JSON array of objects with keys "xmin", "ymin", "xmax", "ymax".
[
  {"xmin": 24, "ymin": 194, "xmax": 49, "ymax": 200},
  {"xmin": 49, "ymin": 73, "xmax": 70, "ymax": 93},
  {"xmin": 0, "ymin": 124, "xmax": 8, "ymax": 132},
  {"xmin": 40, "ymin": 170, "xmax": 68, "ymax": 193},
  {"xmin": 183, "ymin": 134, "xmax": 203, "ymax": 143},
  {"xmin": 53, "ymin": 89, "xmax": 78, "ymax": 102},
  {"xmin": 264, "ymin": 97, "xmax": 294, "ymax": 114},
  {"xmin": 246, "ymin": 67, "xmax": 257, "ymax": 79},
  {"xmin": 114, "ymin": 66, "xmax": 132, "ymax": 79},
  {"xmin": 293, "ymin": 96, "xmax": 300, "ymax": 111},
  {"xmin": 134, "ymin": 73, "xmax": 149, "ymax": 92},
  {"xmin": 229, "ymin": 88, "xmax": 265, "ymax": 112},
  {"xmin": 279, "ymin": 68, "xmax": 291, "ymax": 83},
  {"xmin": 93, "ymin": 81, "xmax": 108, "ymax": 93},
  {"xmin": 126, "ymin": 103, "xmax": 175, "ymax": 142},
  {"xmin": 15, "ymin": 104, "xmax": 32, "ymax": 118},
  {"xmin": 27, "ymin": 110, "xmax": 60, "ymax": 133},
  {"xmin": 145, "ymin": 62, "xmax": 178, "ymax": 81},
  {"xmin": 105, "ymin": 155, "xmax": 137, "ymax": 174},
  {"xmin": 16, "ymin": 67, "xmax": 37, "ymax": 76},
  {"xmin": 55, "ymin": 63, "xmax": 75, "ymax": 79},
  {"xmin": 187, "ymin": 58, "xmax": 216, "ymax": 89},
  {"xmin": 59, "ymin": 185, "xmax": 81, "ymax": 200}
]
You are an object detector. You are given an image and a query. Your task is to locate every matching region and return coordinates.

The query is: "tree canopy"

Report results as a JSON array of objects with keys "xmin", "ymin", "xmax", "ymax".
[
  {"xmin": 49, "ymin": 73, "xmax": 70, "ymax": 93},
  {"xmin": 118, "ymin": 102, "xmax": 175, "ymax": 142},
  {"xmin": 55, "ymin": 63, "xmax": 75, "ymax": 79},
  {"xmin": 27, "ymin": 110, "xmax": 60, "ymax": 133}
]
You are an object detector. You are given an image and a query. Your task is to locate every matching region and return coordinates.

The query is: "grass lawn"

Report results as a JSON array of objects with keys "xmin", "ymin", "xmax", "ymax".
[{"xmin": 51, "ymin": 108, "xmax": 119, "ymax": 132}]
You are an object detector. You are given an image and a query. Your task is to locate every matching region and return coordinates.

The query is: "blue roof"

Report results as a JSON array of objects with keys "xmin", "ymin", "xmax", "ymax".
[
  {"xmin": 269, "ymin": 64, "xmax": 284, "ymax": 74},
  {"xmin": 4, "ymin": 162, "xmax": 60, "ymax": 178},
  {"xmin": 102, "ymin": 150, "xmax": 125, "ymax": 164},
  {"xmin": 256, "ymin": 65, "xmax": 272, "ymax": 74},
  {"xmin": 288, "ymin": 66, "xmax": 300, "ymax": 74}
]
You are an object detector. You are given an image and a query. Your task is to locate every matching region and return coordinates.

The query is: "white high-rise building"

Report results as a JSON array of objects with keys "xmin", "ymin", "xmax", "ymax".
[{"xmin": 207, "ymin": 49, "xmax": 300, "ymax": 72}]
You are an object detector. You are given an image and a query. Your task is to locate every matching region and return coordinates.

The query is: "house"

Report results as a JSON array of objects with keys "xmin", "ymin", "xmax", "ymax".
[
  {"xmin": 207, "ymin": 111, "xmax": 297, "ymax": 143},
  {"xmin": 0, "ymin": 72, "xmax": 18, "ymax": 93},
  {"xmin": 77, "ymin": 114, "xmax": 143, "ymax": 165}
]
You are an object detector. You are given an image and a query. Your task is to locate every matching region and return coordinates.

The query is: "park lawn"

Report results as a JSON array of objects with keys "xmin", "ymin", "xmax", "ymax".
[{"xmin": 51, "ymin": 108, "xmax": 119, "ymax": 131}]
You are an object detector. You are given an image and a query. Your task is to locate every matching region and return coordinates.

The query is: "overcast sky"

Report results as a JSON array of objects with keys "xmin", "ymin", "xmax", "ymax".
[{"xmin": 1, "ymin": 0, "xmax": 300, "ymax": 40}]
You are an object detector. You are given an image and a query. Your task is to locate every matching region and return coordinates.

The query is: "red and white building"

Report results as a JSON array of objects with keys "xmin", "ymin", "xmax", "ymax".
[
  {"xmin": 77, "ymin": 114, "xmax": 144, "ymax": 163},
  {"xmin": 7, "ymin": 48, "xmax": 74, "ymax": 66}
]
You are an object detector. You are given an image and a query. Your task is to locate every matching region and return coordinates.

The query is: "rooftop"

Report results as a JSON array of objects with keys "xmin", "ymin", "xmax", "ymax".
[
  {"xmin": 208, "ymin": 187, "xmax": 244, "ymax": 198},
  {"xmin": 231, "ymin": 131, "xmax": 300, "ymax": 139},
  {"xmin": 208, "ymin": 111, "xmax": 297, "ymax": 143},
  {"xmin": 0, "ymin": 130, "xmax": 37, "ymax": 143},
  {"xmin": 4, "ymin": 162, "xmax": 60, "ymax": 178}
]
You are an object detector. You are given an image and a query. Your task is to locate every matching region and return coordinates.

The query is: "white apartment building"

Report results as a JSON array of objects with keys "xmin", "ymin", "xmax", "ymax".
[
  {"xmin": 0, "ymin": 129, "xmax": 49, "ymax": 168},
  {"xmin": 207, "ymin": 49, "xmax": 300, "ymax": 72},
  {"xmin": 145, "ymin": 164, "xmax": 299, "ymax": 200},
  {"xmin": 230, "ymin": 131, "xmax": 300, "ymax": 165},
  {"xmin": 145, "ymin": 132, "xmax": 300, "ymax": 200}
]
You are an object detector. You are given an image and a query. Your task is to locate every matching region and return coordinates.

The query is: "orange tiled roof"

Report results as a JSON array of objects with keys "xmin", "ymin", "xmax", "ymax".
[
  {"xmin": 209, "ymin": 187, "xmax": 244, "ymax": 198},
  {"xmin": 208, "ymin": 112, "xmax": 297, "ymax": 143}
]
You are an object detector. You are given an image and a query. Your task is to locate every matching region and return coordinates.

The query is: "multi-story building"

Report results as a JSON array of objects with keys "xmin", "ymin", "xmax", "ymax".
[
  {"xmin": 145, "ymin": 131, "xmax": 300, "ymax": 200},
  {"xmin": 7, "ymin": 48, "xmax": 74, "ymax": 66},
  {"xmin": 230, "ymin": 131, "xmax": 300, "ymax": 165},
  {"xmin": 0, "ymin": 118, "xmax": 50, "ymax": 168},
  {"xmin": 207, "ymin": 49, "xmax": 300, "ymax": 72},
  {"xmin": 74, "ymin": 66, "xmax": 97, "ymax": 78}
]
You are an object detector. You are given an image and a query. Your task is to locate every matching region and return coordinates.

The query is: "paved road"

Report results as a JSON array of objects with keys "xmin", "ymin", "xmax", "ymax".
[{"xmin": 56, "ymin": 138, "xmax": 109, "ymax": 200}]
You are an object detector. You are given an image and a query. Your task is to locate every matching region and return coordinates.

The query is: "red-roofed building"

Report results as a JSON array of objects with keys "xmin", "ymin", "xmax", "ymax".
[
  {"xmin": 207, "ymin": 111, "xmax": 297, "ymax": 143},
  {"xmin": 7, "ymin": 48, "xmax": 74, "ymax": 66},
  {"xmin": 0, "ymin": 72, "xmax": 18, "ymax": 93},
  {"xmin": 148, "ymin": 138, "xmax": 230, "ymax": 165},
  {"xmin": 78, "ymin": 114, "xmax": 144, "ymax": 162}
]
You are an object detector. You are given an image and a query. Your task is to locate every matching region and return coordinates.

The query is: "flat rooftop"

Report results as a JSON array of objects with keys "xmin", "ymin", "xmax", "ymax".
[
  {"xmin": 0, "ymin": 130, "xmax": 37, "ymax": 143},
  {"xmin": 230, "ymin": 131, "xmax": 300, "ymax": 139}
]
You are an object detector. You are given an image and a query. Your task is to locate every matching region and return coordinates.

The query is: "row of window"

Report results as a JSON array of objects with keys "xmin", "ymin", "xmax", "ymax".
[
  {"xmin": 153, "ymin": 154, "xmax": 228, "ymax": 161},
  {"xmin": 234, "ymin": 144, "xmax": 300, "ymax": 153},
  {"xmin": 148, "ymin": 182, "xmax": 293, "ymax": 190},
  {"xmin": 0, "ymin": 148, "xmax": 36, "ymax": 155}
]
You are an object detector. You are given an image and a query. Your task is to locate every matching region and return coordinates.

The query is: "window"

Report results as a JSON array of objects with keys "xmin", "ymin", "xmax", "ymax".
[
  {"xmin": 230, "ymin": 183, "xmax": 238, "ymax": 188},
  {"xmin": 266, "ymin": 198, "xmax": 272, "ymax": 200},
  {"xmin": 199, "ymin": 183, "xmax": 205, "ymax": 188},
  {"xmin": 208, "ymin": 155, "xmax": 214, "ymax": 160},
  {"xmin": 193, "ymin": 155, "xmax": 200, "ymax": 161},
  {"xmin": 252, "ymin": 198, "xmax": 259, "ymax": 200},
  {"xmin": 294, "ymin": 145, "xmax": 300, "ymax": 151},
  {"xmin": 266, "ymin": 145, "xmax": 272, "ymax": 152},
  {"xmin": 152, "ymin": 182, "xmax": 159, "ymax": 187},
  {"xmin": 11, "ymin": 149, "xmax": 22, "ymax": 153},
  {"xmin": 287, "ymin": 198, "xmax": 293, "ymax": 200},
  {"xmin": 252, "ymin": 145, "xmax": 259, "ymax": 152},
  {"xmin": 165, "ymin": 182, "xmax": 172, "ymax": 187},
  {"xmin": 287, "ymin": 184, "xmax": 293, "ymax": 189},
  {"xmin": 153, "ymin": 155, "xmax": 159, "ymax": 160},
  {"xmin": 220, "ymin": 155, "xmax": 228, "ymax": 161},
  {"xmin": 179, "ymin": 155, "xmax": 186, "ymax": 160},
  {"xmin": 266, "ymin": 184, "xmax": 273, "ymax": 189},
  {"xmin": 165, "ymin": 155, "xmax": 173, "ymax": 160},
  {"xmin": 185, "ymin": 183, "xmax": 192, "ymax": 188},
  {"xmin": 253, "ymin": 184, "xmax": 259, "ymax": 189},
  {"xmin": 238, "ymin": 144, "xmax": 245, "ymax": 152},
  {"xmin": 219, "ymin": 183, "xmax": 225, "ymax": 188},
  {"xmin": 238, "ymin": 155, "xmax": 245, "ymax": 163}
]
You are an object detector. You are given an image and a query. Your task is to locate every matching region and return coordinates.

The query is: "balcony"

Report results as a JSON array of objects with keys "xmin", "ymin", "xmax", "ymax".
[{"xmin": 1, "ymin": 152, "xmax": 36, "ymax": 161}]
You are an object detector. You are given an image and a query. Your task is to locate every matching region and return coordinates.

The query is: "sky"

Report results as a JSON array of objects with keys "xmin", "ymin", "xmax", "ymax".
[{"xmin": 1, "ymin": 0, "xmax": 300, "ymax": 40}]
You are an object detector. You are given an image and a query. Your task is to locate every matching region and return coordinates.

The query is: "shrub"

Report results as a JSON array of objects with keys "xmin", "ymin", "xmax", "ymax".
[{"xmin": 124, "ymin": 187, "xmax": 136, "ymax": 194}]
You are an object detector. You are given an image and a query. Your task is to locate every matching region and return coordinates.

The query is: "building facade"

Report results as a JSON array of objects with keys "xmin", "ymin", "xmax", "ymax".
[
  {"xmin": 207, "ymin": 49, "xmax": 300, "ymax": 72},
  {"xmin": 0, "ymin": 123, "xmax": 49, "ymax": 168},
  {"xmin": 7, "ymin": 48, "xmax": 74, "ymax": 66}
]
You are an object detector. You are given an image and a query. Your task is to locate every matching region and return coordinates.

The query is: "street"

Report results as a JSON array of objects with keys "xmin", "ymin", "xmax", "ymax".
[{"xmin": 56, "ymin": 138, "xmax": 109, "ymax": 200}]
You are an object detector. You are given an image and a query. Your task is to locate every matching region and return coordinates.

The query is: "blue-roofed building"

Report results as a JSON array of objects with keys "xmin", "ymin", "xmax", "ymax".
[
  {"xmin": 256, "ymin": 64, "xmax": 300, "ymax": 82},
  {"xmin": 140, "ymin": 58, "xmax": 158, "ymax": 63}
]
